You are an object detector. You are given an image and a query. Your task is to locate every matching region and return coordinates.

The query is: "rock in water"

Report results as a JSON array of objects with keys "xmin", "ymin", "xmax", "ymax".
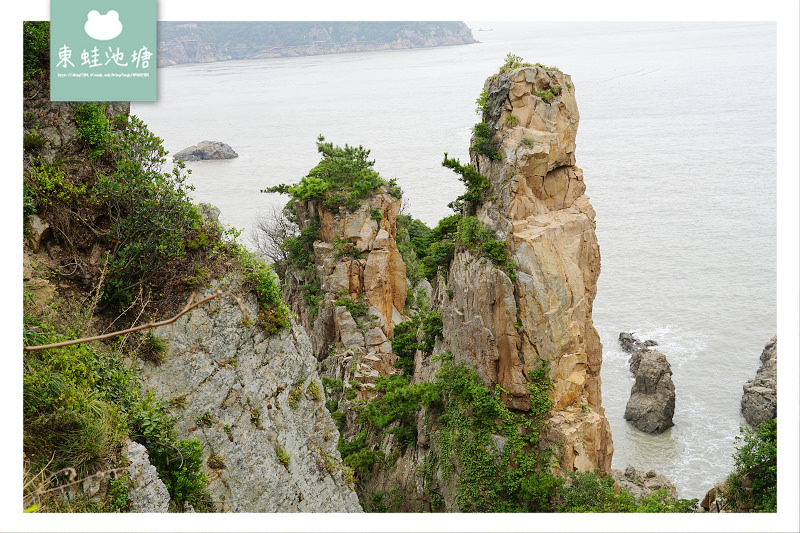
[
  {"xmin": 173, "ymin": 140, "xmax": 238, "ymax": 161},
  {"xmin": 741, "ymin": 336, "xmax": 777, "ymax": 427},
  {"xmin": 618, "ymin": 332, "xmax": 658, "ymax": 376},
  {"xmin": 624, "ymin": 349, "xmax": 675, "ymax": 434}
]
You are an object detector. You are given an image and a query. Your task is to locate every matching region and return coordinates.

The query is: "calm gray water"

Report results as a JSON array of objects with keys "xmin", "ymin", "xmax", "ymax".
[{"xmin": 133, "ymin": 21, "xmax": 776, "ymax": 500}]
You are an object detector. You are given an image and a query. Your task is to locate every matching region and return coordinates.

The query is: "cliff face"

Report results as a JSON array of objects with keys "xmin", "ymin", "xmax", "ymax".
[
  {"xmin": 280, "ymin": 65, "xmax": 614, "ymax": 510},
  {"xmin": 137, "ymin": 272, "xmax": 362, "ymax": 512},
  {"xmin": 431, "ymin": 66, "xmax": 613, "ymax": 472},
  {"xmin": 284, "ymin": 189, "xmax": 407, "ymax": 393}
]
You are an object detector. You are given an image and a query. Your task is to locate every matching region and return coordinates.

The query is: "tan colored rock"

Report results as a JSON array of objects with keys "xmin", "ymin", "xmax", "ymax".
[
  {"xmin": 437, "ymin": 66, "xmax": 612, "ymax": 472},
  {"xmin": 26, "ymin": 214, "xmax": 51, "ymax": 253},
  {"xmin": 363, "ymin": 245, "xmax": 407, "ymax": 337}
]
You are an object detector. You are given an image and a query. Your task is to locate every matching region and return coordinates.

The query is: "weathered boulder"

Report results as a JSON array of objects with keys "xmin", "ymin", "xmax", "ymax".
[
  {"xmin": 741, "ymin": 336, "xmax": 777, "ymax": 427},
  {"xmin": 611, "ymin": 465, "xmax": 678, "ymax": 501},
  {"xmin": 173, "ymin": 140, "xmax": 238, "ymax": 161},
  {"xmin": 138, "ymin": 277, "xmax": 362, "ymax": 512},
  {"xmin": 624, "ymin": 349, "xmax": 675, "ymax": 434}
]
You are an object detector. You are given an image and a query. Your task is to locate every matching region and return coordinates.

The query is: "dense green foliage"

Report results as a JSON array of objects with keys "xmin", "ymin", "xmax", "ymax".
[
  {"xmin": 233, "ymin": 246, "xmax": 291, "ymax": 334},
  {"xmin": 23, "ymin": 21, "xmax": 49, "ymax": 81},
  {"xmin": 395, "ymin": 214, "xmax": 432, "ymax": 287},
  {"xmin": 725, "ymin": 419, "xmax": 777, "ymax": 512},
  {"xmin": 470, "ymin": 122, "xmax": 501, "ymax": 161},
  {"xmin": 73, "ymin": 102, "xmax": 114, "ymax": 161},
  {"xmin": 442, "ymin": 154, "xmax": 491, "ymax": 214},
  {"xmin": 555, "ymin": 470, "xmax": 698, "ymax": 512},
  {"xmin": 418, "ymin": 215, "xmax": 460, "ymax": 281},
  {"xmin": 338, "ymin": 430, "xmax": 385, "ymax": 480},
  {"xmin": 455, "ymin": 216, "xmax": 517, "ymax": 280},
  {"xmin": 93, "ymin": 111, "xmax": 205, "ymax": 308},
  {"xmin": 408, "ymin": 213, "xmax": 515, "ymax": 282},
  {"xmin": 264, "ymin": 136, "xmax": 389, "ymax": 213}
]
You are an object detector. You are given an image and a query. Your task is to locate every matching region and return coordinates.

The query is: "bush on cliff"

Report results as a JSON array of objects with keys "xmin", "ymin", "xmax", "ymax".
[
  {"xmin": 262, "ymin": 135, "xmax": 394, "ymax": 213},
  {"xmin": 724, "ymin": 418, "xmax": 777, "ymax": 512}
]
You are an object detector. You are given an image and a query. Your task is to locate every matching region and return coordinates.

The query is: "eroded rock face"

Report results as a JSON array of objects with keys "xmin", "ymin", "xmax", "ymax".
[
  {"xmin": 173, "ymin": 141, "xmax": 238, "ymax": 161},
  {"xmin": 286, "ymin": 188, "xmax": 406, "ymax": 394},
  {"xmin": 436, "ymin": 66, "xmax": 613, "ymax": 472},
  {"xmin": 138, "ymin": 277, "xmax": 361, "ymax": 512},
  {"xmin": 741, "ymin": 336, "xmax": 777, "ymax": 427},
  {"xmin": 624, "ymin": 349, "xmax": 675, "ymax": 434}
]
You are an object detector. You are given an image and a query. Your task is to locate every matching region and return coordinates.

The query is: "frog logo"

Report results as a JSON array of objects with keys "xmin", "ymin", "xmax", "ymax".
[{"xmin": 84, "ymin": 10, "xmax": 123, "ymax": 41}]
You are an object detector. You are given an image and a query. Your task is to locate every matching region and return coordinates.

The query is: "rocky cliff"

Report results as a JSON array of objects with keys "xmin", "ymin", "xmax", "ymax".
[
  {"xmin": 137, "ymin": 273, "xmax": 362, "ymax": 512},
  {"xmin": 276, "ymin": 63, "xmax": 614, "ymax": 510},
  {"xmin": 432, "ymin": 65, "xmax": 613, "ymax": 472},
  {"xmin": 23, "ymin": 71, "xmax": 360, "ymax": 512},
  {"xmin": 741, "ymin": 336, "xmax": 777, "ymax": 427}
]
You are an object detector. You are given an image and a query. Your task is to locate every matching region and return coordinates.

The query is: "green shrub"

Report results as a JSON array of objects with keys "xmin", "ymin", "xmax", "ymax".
[
  {"xmin": 264, "ymin": 135, "xmax": 387, "ymax": 213},
  {"xmin": 725, "ymin": 418, "xmax": 777, "ymax": 512},
  {"xmin": 498, "ymin": 52, "xmax": 533, "ymax": 74},
  {"xmin": 306, "ymin": 380, "xmax": 322, "ymax": 401},
  {"xmin": 430, "ymin": 360, "xmax": 558, "ymax": 511},
  {"xmin": 442, "ymin": 154, "xmax": 491, "ymax": 215},
  {"xmin": 234, "ymin": 245, "xmax": 291, "ymax": 335},
  {"xmin": 335, "ymin": 294, "xmax": 370, "ymax": 321},
  {"xmin": 196, "ymin": 411, "xmax": 214, "ymax": 428},
  {"xmin": 288, "ymin": 386, "xmax": 303, "ymax": 409},
  {"xmin": 322, "ymin": 376, "xmax": 344, "ymax": 395},
  {"xmin": 23, "ymin": 328, "xmax": 134, "ymax": 475},
  {"xmin": 532, "ymin": 89, "xmax": 555, "ymax": 104},
  {"xmin": 93, "ymin": 115, "xmax": 203, "ymax": 308},
  {"xmin": 455, "ymin": 216, "xmax": 517, "ymax": 281},
  {"xmin": 276, "ymin": 446, "xmax": 291, "ymax": 467},
  {"xmin": 129, "ymin": 393, "xmax": 211, "ymax": 511},
  {"xmin": 392, "ymin": 318, "xmax": 420, "ymax": 376},
  {"xmin": 333, "ymin": 237, "xmax": 363, "ymax": 259},
  {"xmin": 25, "ymin": 163, "xmax": 87, "ymax": 208},
  {"xmin": 73, "ymin": 103, "xmax": 113, "ymax": 161},
  {"xmin": 556, "ymin": 470, "xmax": 698, "ymax": 512},
  {"xmin": 24, "ymin": 131, "xmax": 47, "ymax": 152},
  {"xmin": 471, "ymin": 122, "xmax": 500, "ymax": 161},
  {"xmin": 419, "ymin": 310, "xmax": 443, "ymax": 353},
  {"xmin": 23, "ymin": 21, "xmax": 50, "ymax": 81}
]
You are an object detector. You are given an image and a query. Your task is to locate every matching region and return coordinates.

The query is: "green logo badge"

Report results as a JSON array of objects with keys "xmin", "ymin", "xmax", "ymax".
[{"xmin": 50, "ymin": 0, "xmax": 157, "ymax": 101}]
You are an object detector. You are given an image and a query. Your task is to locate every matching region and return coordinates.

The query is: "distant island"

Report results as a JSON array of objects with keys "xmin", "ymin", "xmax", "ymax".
[{"xmin": 157, "ymin": 21, "xmax": 477, "ymax": 66}]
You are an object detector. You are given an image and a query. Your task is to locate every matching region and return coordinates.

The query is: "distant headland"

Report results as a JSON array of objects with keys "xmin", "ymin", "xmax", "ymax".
[{"xmin": 157, "ymin": 21, "xmax": 478, "ymax": 67}]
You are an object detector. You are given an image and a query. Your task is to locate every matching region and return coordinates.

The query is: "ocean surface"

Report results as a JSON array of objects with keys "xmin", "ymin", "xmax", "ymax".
[{"xmin": 133, "ymin": 21, "xmax": 777, "ymax": 501}]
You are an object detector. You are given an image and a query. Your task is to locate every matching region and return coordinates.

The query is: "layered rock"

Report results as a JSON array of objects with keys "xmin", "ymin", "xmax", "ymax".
[
  {"xmin": 283, "ymin": 188, "xmax": 407, "ymax": 393},
  {"xmin": 173, "ymin": 140, "xmax": 238, "ymax": 161},
  {"xmin": 741, "ymin": 336, "xmax": 777, "ymax": 427},
  {"xmin": 137, "ymin": 275, "xmax": 361, "ymax": 512},
  {"xmin": 434, "ymin": 65, "xmax": 613, "ymax": 472},
  {"xmin": 624, "ymin": 349, "xmax": 675, "ymax": 434}
]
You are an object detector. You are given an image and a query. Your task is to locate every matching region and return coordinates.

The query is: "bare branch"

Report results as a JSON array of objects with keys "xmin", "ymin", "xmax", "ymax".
[{"xmin": 24, "ymin": 289, "xmax": 246, "ymax": 352}]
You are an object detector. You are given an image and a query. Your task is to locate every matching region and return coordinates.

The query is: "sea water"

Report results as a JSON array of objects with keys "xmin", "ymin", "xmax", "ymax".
[{"xmin": 133, "ymin": 21, "xmax": 776, "ymax": 500}]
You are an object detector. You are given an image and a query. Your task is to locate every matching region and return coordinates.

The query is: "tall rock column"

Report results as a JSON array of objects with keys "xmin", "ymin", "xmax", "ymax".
[
  {"xmin": 438, "ymin": 66, "xmax": 613, "ymax": 473},
  {"xmin": 285, "ymin": 188, "xmax": 408, "ymax": 397}
]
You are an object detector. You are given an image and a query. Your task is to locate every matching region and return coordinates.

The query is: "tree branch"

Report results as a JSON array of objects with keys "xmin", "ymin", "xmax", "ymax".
[{"xmin": 24, "ymin": 289, "xmax": 247, "ymax": 352}]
